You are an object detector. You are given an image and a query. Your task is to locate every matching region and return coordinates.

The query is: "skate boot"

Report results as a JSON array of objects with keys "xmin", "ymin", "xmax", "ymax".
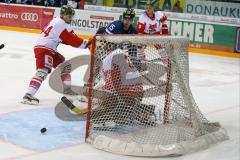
[{"xmin": 21, "ymin": 93, "xmax": 39, "ymax": 105}]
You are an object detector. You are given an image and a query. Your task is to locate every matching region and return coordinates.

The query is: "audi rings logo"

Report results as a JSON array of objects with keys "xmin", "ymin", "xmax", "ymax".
[{"xmin": 21, "ymin": 13, "xmax": 38, "ymax": 22}]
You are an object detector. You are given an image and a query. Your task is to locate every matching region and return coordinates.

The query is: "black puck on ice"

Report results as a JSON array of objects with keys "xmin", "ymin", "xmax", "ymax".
[
  {"xmin": 40, "ymin": 128, "xmax": 47, "ymax": 133},
  {"xmin": 0, "ymin": 44, "xmax": 4, "ymax": 49}
]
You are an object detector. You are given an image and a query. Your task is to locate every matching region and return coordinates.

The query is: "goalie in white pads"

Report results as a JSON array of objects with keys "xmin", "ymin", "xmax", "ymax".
[
  {"xmin": 78, "ymin": 8, "xmax": 138, "ymax": 104},
  {"xmin": 85, "ymin": 43, "xmax": 156, "ymax": 129}
]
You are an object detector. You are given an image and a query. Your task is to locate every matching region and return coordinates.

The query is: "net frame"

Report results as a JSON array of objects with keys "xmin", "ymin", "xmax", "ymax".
[{"xmin": 85, "ymin": 35, "xmax": 229, "ymax": 157}]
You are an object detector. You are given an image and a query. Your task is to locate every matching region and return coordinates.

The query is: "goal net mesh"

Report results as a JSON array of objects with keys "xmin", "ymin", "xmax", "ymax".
[{"xmin": 85, "ymin": 35, "xmax": 228, "ymax": 156}]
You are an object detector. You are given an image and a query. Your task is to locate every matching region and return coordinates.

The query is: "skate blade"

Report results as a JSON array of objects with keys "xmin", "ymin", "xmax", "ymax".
[{"xmin": 21, "ymin": 99, "xmax": 39, "ymax": 105}]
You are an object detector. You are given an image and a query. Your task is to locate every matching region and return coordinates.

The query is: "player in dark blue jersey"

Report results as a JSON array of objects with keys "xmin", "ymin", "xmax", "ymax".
[
  {"xmin": 93, "ymin": 9, "xmax": 139, "ymax": 68},
  {"xmin": 104, "ymin": 8, "xmax": 138, "ymax": 34},
  {"xmin": 96, "ymin": 26, "xmax": 106, "ymax": 34},
  {"xmin": 94, "ymin": 9, "xmax": 137, "ymax": 35}
]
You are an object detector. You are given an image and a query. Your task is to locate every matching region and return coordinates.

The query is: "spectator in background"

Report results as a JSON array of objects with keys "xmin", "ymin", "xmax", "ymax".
[
  {"xmin": 43, "ymin": 0, "xmax": 62, "ymax": 7},
  {"xmin": 45, "ymin": 0, "xmax": 56, "ymax": 6},
  {"xmin": 67, "ymin": 0, "xmax": 78, "ymax": 9},
  {"xmin": 21, "ymin": 0, "xmax": 33, "ymax": 4},
  {"xmin": 113, "ymin": 0, "xmax": 125, "ymax": 7},
  {"xmin": 4, "ymin": 0, "xmax": 16, "ymax": 3},
  {"xmin": 172, "ymin": 0, "xmax": 183, "ymax": 13},
  {"xmin": 60, "ymin": 0, "xmax": 67, "ymax": 5},
  {"xmin": 33, "ymin": 0, "xmax": 45, "ymax": 6}
]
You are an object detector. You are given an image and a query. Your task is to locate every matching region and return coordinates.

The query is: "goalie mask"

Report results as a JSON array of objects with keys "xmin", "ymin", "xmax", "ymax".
[
  {"xmin": 60, "ymin": 5, "xmax": 75, "ymax": 16},
  {"xmin": 120, "ymin": 41, "xmax": 132, "ymax": 51}
]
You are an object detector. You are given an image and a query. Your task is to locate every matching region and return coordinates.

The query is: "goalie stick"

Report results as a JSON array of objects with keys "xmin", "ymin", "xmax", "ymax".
[
  {"xmin": 0, "ymin": 44, "xmax": 4, "ymax": 50},
  {"xmin": 61, "ymin": 96, "xmax": 88, "ymax": 115}
]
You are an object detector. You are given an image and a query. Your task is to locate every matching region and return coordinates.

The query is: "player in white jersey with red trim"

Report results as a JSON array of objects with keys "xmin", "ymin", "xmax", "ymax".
[
  {"xmin": 22, "ymin": 5, "xmax": 89, "ymax": 105},
  {"xmin": 137, "ymin": 2, "xmax": 169, "ymax": 35}
]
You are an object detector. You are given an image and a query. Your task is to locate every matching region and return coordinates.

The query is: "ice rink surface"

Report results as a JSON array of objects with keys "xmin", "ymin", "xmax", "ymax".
[{"xmin": 0, "ymin": 30, "xmax": 239, "ymax": 160}]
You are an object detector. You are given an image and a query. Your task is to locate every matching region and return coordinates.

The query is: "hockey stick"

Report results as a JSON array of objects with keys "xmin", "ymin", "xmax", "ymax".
[
  {"xmin": 0, "ymin": 44, "xmax": 4, "ymax": 50},
  {"xmin": 61, "ymin": 96, "xmax": 88, "ymax": 115}
]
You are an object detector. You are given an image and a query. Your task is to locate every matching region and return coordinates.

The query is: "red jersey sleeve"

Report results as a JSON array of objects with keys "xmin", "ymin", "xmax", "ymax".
[
  {"xmin": 137, "ymin": 22, "xmax": 146, "ymax": 34},
  {"xmin": 59, "ymin": 29, "xmax": 88, "ymax": 48},
  {"xmin": 160, "ymin": 15, "xmax": 169, "ymax": 35}
]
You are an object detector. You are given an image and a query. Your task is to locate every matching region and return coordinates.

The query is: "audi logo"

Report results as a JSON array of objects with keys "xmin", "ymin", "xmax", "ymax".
[{"xmin": 21, "ymin": 13, "xmax": 38, "ymax": 22}]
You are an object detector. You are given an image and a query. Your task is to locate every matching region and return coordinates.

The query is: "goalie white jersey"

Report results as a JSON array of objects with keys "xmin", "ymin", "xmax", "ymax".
[{"xmin": 101, "ymin": 49, "xmax": 143, "ymax": 96}]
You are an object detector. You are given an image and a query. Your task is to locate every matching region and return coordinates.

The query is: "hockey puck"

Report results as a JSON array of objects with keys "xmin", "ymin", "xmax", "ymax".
[
  {"xmin": 40, "ymin": 128, "xmax": 47, "ymax": 133},
  {"xmin": 0, "ymin": 44, "xmax": 4, "ymax": 49}
]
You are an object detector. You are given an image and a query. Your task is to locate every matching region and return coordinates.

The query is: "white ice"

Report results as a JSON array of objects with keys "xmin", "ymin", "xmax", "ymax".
[{"xmin": 0, "ymin": 30, "xmax": 239, "ymax": 160}]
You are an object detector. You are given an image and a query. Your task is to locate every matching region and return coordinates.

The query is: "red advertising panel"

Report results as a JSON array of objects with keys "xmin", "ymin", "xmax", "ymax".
[{"xmin": 0, "ymin": 5, "xmax": 55, "ymax": 30}]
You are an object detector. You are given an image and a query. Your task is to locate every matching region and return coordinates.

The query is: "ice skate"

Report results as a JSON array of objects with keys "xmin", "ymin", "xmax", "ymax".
[{"xmin": 21, "ymin": 93, "xmax": 39, "ymax": 105}]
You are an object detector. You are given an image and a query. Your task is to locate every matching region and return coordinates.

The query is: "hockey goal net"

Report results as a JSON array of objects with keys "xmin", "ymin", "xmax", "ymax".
[{"xmin": 85, "ymin": 35, "xmax": 228, "ymax": 157}]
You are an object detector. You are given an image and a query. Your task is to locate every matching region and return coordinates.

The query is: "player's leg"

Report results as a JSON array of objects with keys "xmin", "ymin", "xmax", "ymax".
[
  {"xmin": 90, "ymin": 93, "xmax": 123, "ymax": 129},
  {"xmin": 116, "ymin": 96, "xmax": 156, "ymax": 126},
  {"xmin": 91, "ymin": 94, "xmax": 117, "ymax": 120},
  {"xmin": 53, "ymin": 52, "xmax": 77, "ymax": 95},
  {"xmin": 78, "ymin": 64, "xmax": 102, "ymax": 104},
  {"xmin": 134, "ymin": 103, "xmax": 156, "ymax": 126},
  {"xmin": 89, "ymin": 91, "xmax": 156, "ymax": 129},
  {"xmin": 91, "ymin": 95, "xmax": 139, "ymax": 128},
  {"xmin": 22, "ymin": 48, "xmax": 53, "ymax": 105},
  {"xmin": 110, "ymin": 95, "xmax": 156, "ymax": 126},
  {"xmin": 111, "ymin": 96, "xmax": 139, "ymax": 125}
]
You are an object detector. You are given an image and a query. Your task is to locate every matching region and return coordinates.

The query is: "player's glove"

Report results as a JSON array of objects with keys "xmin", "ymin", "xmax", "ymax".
[{"xmin": 85, "ymin": 38, "xmax": 93, "ymax": 49}]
